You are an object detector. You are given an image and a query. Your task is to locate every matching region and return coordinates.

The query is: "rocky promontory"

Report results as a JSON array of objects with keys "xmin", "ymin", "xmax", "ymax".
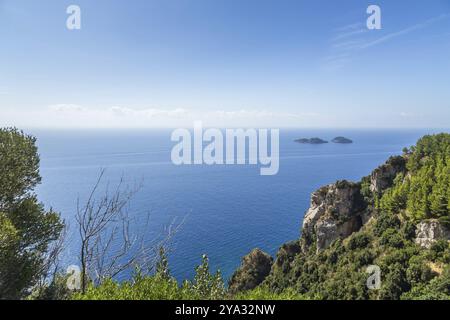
[{"xmin": 229, "ymin": 133, "xmax": 450, "ymax": 299}]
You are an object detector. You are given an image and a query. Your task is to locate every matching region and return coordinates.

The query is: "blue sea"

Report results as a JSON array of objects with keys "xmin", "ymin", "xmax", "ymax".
[{"xmin": 31, "ymin": 128, "xmax": 443, "ymax": 282}]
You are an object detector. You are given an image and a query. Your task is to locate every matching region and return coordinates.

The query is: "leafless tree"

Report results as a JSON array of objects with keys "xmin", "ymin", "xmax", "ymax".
[
  {"xmin": 76, "ymin": 169, "xmax": 184, "ymax": 293},
  {"xmin": 38, "ymin": 221, "xmax": 68, "ymax": 286}
]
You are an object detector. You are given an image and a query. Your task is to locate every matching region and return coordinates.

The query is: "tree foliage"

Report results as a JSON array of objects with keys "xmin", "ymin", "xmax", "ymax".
[
  {"xmin": 380, "ymin": 133, "xmax": 449, "ymax": 220},
  {"xmin": 0, "ymin": 128, "xmax": 64, "ymax": 299}
]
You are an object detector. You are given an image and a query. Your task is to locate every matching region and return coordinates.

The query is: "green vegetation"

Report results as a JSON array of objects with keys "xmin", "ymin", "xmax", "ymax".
[
  {"xmin": 0, "ymin": 128, "xmax": 64, "ymax": 299},
  {"xmin": 73, "ymin": 251, "xmax": 304, "ymax": 300},
  {"xmin": 264, "ymin": 225, "xmax": 450, "ymax": 300},
  {"xmin": 263, "ymin": 133, "xmax": 450, "ymax": 300},
  {"xmin": 1, "ymin": 129, "xmax": 448, "ymax": 300},
  {"xmin": 379, "ymin": 133, "xmax": 449, "ymax": 221},
  {"xmin": 233, "ymin": 286, "xmax": 310, "ymax": 300}
]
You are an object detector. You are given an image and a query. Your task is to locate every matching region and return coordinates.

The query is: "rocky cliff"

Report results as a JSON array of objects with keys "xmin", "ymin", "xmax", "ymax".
[
  {"xmin": 301, "ymin": 181, "xmax": 366, "ymax": 252},
  {"xmin": 229, "ymin": 135, "xmax": 450, "ymax": 298},
  {"xmin": 369, "ymin": 156, "xmax": 406, "ymax": 195}
]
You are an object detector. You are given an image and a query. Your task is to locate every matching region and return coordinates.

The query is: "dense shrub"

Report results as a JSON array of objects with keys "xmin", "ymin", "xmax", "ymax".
[
  {"xmin": 347, "ymin": 233, "xmax": 371, "ymax": 250},
  {"xmin": 73, "ymin": 254, "xmax": 226, "ymax": 300},
  {"xmin": 379, "ymin": 228, "xmax": 405, "ymax": 248},
  {"xmin": 373, "ymin": 213, "xmax": 401, "ymax": 237}
]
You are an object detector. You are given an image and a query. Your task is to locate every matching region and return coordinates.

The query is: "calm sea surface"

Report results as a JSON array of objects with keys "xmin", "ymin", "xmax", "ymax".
[{"xmin": 31, "ymin": 128, "xmax": 443, "ymax": 282}]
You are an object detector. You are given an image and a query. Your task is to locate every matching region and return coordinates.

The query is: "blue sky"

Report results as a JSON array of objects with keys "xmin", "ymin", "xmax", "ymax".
[{"xmin": 1, "ymin": 0, "xmax": 449, "ymax": 128}]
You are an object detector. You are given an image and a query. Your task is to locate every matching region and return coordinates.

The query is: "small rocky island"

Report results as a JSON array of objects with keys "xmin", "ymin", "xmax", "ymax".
[
  {"xmin": 332, "ymin": 136, "xmax": 353, "ymax": 144},
  {"xmin": 295, "ymin": 137, "xmax": 353, "ymax": 144},
  {"xmin": 294, "ymin": 137, "xmax": 328, "ymax": 144}
]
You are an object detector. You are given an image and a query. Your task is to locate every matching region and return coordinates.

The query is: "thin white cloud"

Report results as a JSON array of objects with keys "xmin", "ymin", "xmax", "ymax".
[
  {"xmin": 109, "ymin": 106, "xmax": 188, "ymax": 118},
  {"xmin": 324, "ymin": 23, "xmax": 366, "ymax": 69},
  {"xmin": 333, "ymin": 28, "xmax": 368, "ymax": 41},
  {"xmin": 359, "ymin": 13, "xmax": 450, "ymax": 49},
  {"xmin": 324, "ymin": 13, "xmax": 450, "ymax": 70},
  {"xmin": 334, "ymin": 22, "xmax": 363, "ymax": 32},
  {"xmin": 207, "ymin": 109, "xmax": 316, "ymax": 119},
  {"xmin": 1, "ymin": 105, "xmax": 319, "ymax": 128},
  {"xmin": 50, "ymin": 104, "xmax": 87, "ymax": 112},
  {"xmin": 399, "ymin": 112, "xmax": 423, "ymax": 118},
  {"xmin": 331, "ymin": 40, "xmax": 364, "ymax": 50}
]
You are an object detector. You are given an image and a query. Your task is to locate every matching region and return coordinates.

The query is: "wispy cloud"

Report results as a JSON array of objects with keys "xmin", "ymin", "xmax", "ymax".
[
  {"xmin": 333, "ymin": 27, "xmax": 368, "ymax": 41},
  {"xmin": 108, "ymin": 106, "xmax": 188, "ymax": 118},
  {"xmin": 331, "ymin": 40, "xmax": 364, "ymax": 50},
  {"xmin": 399, "ymin": 112, "xmax": 423, "ymax": 118},
  {"xmin": 334, "ymin": 22, "xmax": 363, "ymax": 32},
  {"xmin": 323, "ymin": 22, "xmax": 366, "ymax": 70},
  {"xmin": 359, "ymin": 13, "xmax": 450, "ymax": 49},
  {"xmin": 50, "ymin": 104, "xmax": 87, "ymax": 112},
  {"xmin": 4, "ymin": 105, "xmax": 320, "ymax": 128},
  {"xmin": 323, "ymin": 13, "xmax": 450, "ymax": 70}
]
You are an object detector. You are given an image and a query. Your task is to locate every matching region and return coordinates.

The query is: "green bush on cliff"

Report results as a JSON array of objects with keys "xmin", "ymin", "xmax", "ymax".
[
  {"xmin": 401, "ymin": 265, "xmax": 450, "ymax": 300},
  {"xmin": 265, "ymin": 225, "xmax": 450, "ymax": 300}
]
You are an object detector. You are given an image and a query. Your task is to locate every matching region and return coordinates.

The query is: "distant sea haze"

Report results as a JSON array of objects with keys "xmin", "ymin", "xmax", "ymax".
[{"xmin": 33, "ymin": 129, "xmax": 443, "ymax": 281}]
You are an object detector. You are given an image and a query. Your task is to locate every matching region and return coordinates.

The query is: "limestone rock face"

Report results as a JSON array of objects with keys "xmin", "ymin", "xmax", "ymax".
[
  {"xmin": 415, "ymin": 220, "xmax": 450, "ymax": 249},
  {"xmin": 228, "ymin": 249, "xmax": 273, "ymax": 293},
  {"xmin": 302, "ymin": 180, "xmax": 366, "ymax": 251},
  {"xmin": 315, "ymin": 216, "xmax": 362, "ymax": 250},
  {"xmin": 370, "ymin": 156, "xmax": 406, "ymax": 194}
]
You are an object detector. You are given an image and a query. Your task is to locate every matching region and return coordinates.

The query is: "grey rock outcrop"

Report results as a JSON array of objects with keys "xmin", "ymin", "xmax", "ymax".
[
  {"xmin": 369, "ymin": 156, "xmax": 406, "ymax": 194},
  {"xmin": 301, "ymin": 180, "xmax": 366, "ymax": 252},
  {"xmin": 228, "ymin": 249, "xmax": 273, "ymax": 293},
  {"xmin": 415, "ymin": 220, "xmax": 450, "ymax": 249}
]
